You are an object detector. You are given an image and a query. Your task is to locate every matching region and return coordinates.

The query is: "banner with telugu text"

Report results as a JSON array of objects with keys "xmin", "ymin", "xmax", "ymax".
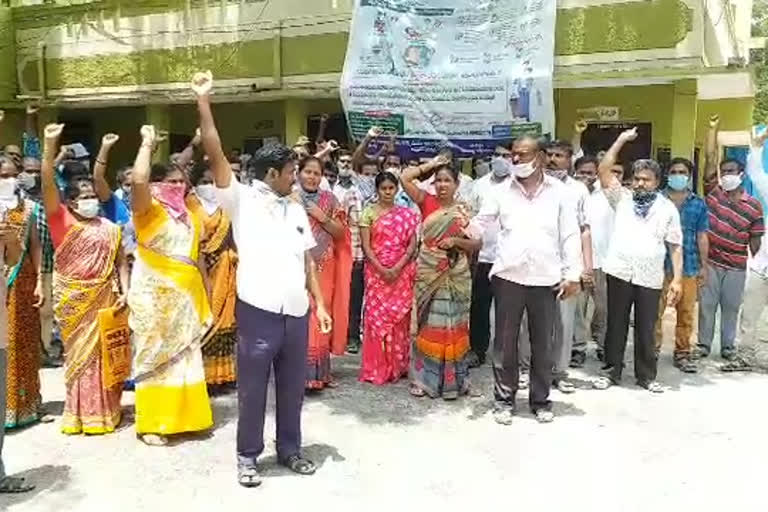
[{"xmin": 340, "ymin": 0, "xmax": 556, "ymax": 158}]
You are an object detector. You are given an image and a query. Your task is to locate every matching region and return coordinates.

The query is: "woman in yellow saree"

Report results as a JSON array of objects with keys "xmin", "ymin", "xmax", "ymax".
[
  {"xmin": 129, "ymin": 126, "xmax": 213, "ymax": 446},
  {"xmin": 41, "ymin": 125, "xmax": 130, "ymax": 434},
  {"xmin": 186, "ymin": 164, "xmax": 238, "ymax": 388}
]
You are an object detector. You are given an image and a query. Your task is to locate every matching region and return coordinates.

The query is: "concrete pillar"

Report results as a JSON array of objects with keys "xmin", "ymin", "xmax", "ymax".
[
  {"xmin": 146, "ymin": 104, "xmax": 170, "ymax": 163},
  {"xmin": 284, "ymin": 99, "xmax": 307, "ymax": 148},
  {"xmin": 670, "ymin": 79, "xmax": 698, "ymax": 161}
]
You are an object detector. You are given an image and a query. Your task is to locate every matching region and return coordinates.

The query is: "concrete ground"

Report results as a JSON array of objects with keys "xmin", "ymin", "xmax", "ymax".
[{"xmin": 4, "ymin": 310, "xmax": 768, "ymax": 512}]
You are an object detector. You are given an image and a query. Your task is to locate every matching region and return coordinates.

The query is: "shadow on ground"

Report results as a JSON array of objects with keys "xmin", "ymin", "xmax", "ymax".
[
  {"xmin": 0, "ymin": 465, "xmax": 76, "ymax": 508},
  {"xmin": 258, "ymin": 443, "xmax": 345, "ymax": 477}
]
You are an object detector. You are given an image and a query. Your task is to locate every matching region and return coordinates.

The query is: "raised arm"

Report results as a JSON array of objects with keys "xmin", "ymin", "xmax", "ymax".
[
  {"xmin": 93, "ymin": 133, "xmax": 120, "ymax": 202},
  {"xmin": 192, "ymin": 71, "xmax": 232, "ymax": 188},
  {"xmin": 41, "ymin": 124, "xmax": 64, "ymax": 217},
  {"xmin": 401, "ymin": 154, "xmax": 450, "ymax": 205},
  {"xmin": 572, "ymin": 120, "xmax": 587, "ymax": 161},
  {"xmin": 598, "ymin": 128, "xmax": 637, "ymax": 207},
  {"xmin": 703, "ymin": 115, "xmax": 720, "ymax": 192},
  {"xmin": 131, "ymin": 125, "xmax": 157, "ymax": 217},
  {"xmin": 316, "ymin": 113, "xmax": 329, "ymax": 146},
  {"xmin": 352, "ymin": 126, "xmax": 382, "ymax": 169},
  {"xmin": 173, "ymin": 128, "xmax": 201, "ymax": 172},
  {"xmin": 747, "ymin": 127, "xmax": 768, "ymax": 198}
]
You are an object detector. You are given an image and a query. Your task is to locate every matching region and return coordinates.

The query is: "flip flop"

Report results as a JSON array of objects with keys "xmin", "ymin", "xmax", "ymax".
[
  {"xmin": 279, "ymin": 455, "xmax": 316, "ymax": 476},
  {"xmin": 237, "ymin": 465, "xmax": 262, "ymax": 488},
  {"xmin": 409, "ymin": 385, "xmax": 426, "ymax": 397},
  {"xmin": 141, "ymin": 434, "xmax": 168, "ymax": 446},
  {"xmin": 0, "ymin": 476, "xmax": 35, "ymax": 494}
]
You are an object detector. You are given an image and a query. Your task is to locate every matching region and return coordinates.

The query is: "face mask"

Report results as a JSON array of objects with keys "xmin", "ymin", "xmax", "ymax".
[
  {"xmin": 75, "ymin": 198, "xmax": 100, "ymax": 218},
  {"xmin": 385, "ymin": 166, "xmax": 401, "ymax": 177},
  {"xmin": 512, "ymin": 161, "xmax": 536, "ymax": 178},
  {"xmin": 545, "ymin": 168, "xmax": 568, "ymax": 182},
  {"xmin": 0, "ymin": 177, "xmax": 16, "ymax": 199},
  {"xmin": 491, "ymin": 157, "xmax": 511, "ymax": 178},
  {"xmin": 195, "ymin": 184, "xmax": 218, "ymax": 203},
  {"xmin": 720, "ymin": 174, "xmax": 742, "ymax": 192},
  {"xmin": 17, "ymin": 172, "xmax": 36, "ymax": 191},
  {"xmin": 474, "ymin": 161, "xmax": 490, "ymax": 178},
  {"xmin": 667, "ymin": 174, "xmax": 689, "ymax": 191},
  {"xmin": 338, "ymin": 166, "xmax": 353, "ymax": 177}
]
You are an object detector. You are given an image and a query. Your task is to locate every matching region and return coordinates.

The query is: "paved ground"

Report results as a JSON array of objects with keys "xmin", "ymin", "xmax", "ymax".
[{"xmin": 5, "ymin": 311, "xmax": 768, "ymax": 512}]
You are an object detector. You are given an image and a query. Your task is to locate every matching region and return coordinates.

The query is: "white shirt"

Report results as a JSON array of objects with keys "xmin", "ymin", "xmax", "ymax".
[
  {"xmin": 602, "ymin": 181, "xmax": 683, "ymax": 290},
  {"xmin": 469, "ymin": 174, "xmax": 583, "ymax": 286},
  {"xmin": 587, "ymin": 183, "xmax": 614, "ymax": 269},
  {"xmin": 470, "ymin": 173, "xmax": 509, "ymax": 264},
  {"xmin": 216, "ymin": 179, "xmax": 316, "ymax": 317},
  {"xmin": 562, "ymin": 176, "xmax": 590, "ymax": 228},
  {"xmin": 745, "ymin": 146, "xmax": 768, "ymax": 277},
  {"xmin": 0, "ymin": 238, "xmax": 6, "ymax": 349}
]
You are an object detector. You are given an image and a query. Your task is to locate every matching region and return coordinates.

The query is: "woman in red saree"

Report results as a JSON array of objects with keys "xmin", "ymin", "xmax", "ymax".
[
  {"xmin": 297, "ymin": 157, "xmax": 352, "ymax": 390},
  {"xmin": 41, "ymin": 124, "xmax": 130, "ymax": 434},
  {"xmin": 359, "ymin": 171, "xmax": 419, "ymax": 384}
]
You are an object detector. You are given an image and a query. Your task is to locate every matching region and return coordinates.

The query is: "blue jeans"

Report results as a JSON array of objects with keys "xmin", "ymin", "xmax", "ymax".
[{"xmin": 697, "ymin": 264, "xmax": 746, "ymax": 353}]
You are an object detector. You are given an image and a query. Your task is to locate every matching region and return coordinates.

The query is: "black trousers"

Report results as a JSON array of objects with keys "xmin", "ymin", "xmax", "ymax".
[
  {"xmin": 348, "ymin": 260, "xmax": 365, "ymax": 345},
  {"xmin": 470, "ymin": 262, "xmax": 493, "ymax": 359},
  {"xmin": 236, "ymin": 300, "xmax": 308, "ymax": 463},
  {"xmin": 492, "ymin": 277, "xmax": 556, "ymax": 412},
  {"xmin": 604, "ymin": 274, "xmax": 661, "ymax": 385}
]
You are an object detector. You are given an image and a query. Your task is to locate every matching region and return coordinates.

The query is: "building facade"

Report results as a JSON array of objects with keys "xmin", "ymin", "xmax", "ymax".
[{"xmin": 0, "ymin": 0, "xmax": 756, "ymax": 172}]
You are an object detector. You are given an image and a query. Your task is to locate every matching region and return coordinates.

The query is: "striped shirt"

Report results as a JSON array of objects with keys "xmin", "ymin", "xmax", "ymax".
[{"xmin": 706, "ymin": 187, "xmax": 764, "ymax": 270}]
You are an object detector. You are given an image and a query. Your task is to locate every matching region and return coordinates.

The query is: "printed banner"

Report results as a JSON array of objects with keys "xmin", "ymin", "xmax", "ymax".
[{"xmin": 340, "ymin": 0, "xmax": 557, "ymax": 157}]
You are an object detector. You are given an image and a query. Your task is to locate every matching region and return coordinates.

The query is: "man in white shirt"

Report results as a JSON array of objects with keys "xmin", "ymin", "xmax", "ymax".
[
  {"xmin": 332, "ymin": 150, "xmax": 364, "ymax": 353},
  {"xmin": 539, "ymin": 139, "xmax": 592, "ymax": 394},
  {"xmin": 467, "ymin": 147, "xmax": 513, "ymax": 367},
  {"xmin": 733, "ymin": 129, "xmax": 768, "ymax": 371},
  {"xmin": 572, "ymin": 156, "xmax": 619, "ymax": 365},
  {"xmin": 194, "ymin": 71, "xmax": 332, "ymax": 488},
  {"xmin": 597, "ymin": 128, "xmax": 683, "ymax": 392},
  {"xmin": 0, "ymin": 214, "xmax": 33, "ymax": 494},
  {"xmin": 468, "ymin": 135, "xmax": 582, "ymax": 424}
]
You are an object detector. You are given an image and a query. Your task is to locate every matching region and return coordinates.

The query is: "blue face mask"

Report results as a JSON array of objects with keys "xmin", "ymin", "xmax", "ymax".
[{"xmin": 667, "ymin": 174, "xmax": 689, "ymax": 191}]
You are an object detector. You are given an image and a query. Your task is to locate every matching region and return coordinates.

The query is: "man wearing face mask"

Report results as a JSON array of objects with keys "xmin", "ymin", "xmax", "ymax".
[
  {"xmin": 466, "ymin": 145, "xmax": 513, "ymax": 368},
  {"xmin": 331, "ymin": 150, "xmax": 364, "ymax": 353},
  {"xmin": 468, "ymin": 135, "xmax": 582, "ymax": 424},
  {"xmin": 598, "ymin": 128, "xmax": 683, "ymax": 393},
  {"xmin": 651, "ymin": 158, "xmax": 708, "ymax": 374},
  {"xmin": 696, "ymin": 115, "xmax": 764, "ymax": 361},
  {"xmin": 571, "ymin": 156, "xmax": 617, "ymax": 366}
]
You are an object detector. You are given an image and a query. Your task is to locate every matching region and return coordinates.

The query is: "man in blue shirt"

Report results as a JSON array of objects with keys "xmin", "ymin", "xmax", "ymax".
[{"xmin": 654, "ymin": 157, "xmax": 709, "ymax": 373}]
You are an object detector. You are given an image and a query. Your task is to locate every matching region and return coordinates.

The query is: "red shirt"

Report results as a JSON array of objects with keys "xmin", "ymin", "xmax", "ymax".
[
  {"xmin": 706, "ymin": 187, "xmax": 764, "ymax": 270},
  {"xmin": 46, "ymin": 203, "xmax": 76, "ymax": 250}
]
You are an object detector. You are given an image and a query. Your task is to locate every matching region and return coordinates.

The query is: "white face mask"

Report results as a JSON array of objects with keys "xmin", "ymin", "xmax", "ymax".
[
  {"xmin": 17, "ymin": 172, "xmax": 35, "ymax": 191},
  {"xmin": 195, "ymin": 184, "xmax": 218, "ymax": 203},
  {"xmin": 512, "ymin": 161, "xmax": 537, "ymax": 178},
  {"xmin": 75, "ymin": 198, "xmax": 100, "ymax": 219},
  {"xmin": 720, "ymin": 173, "xmax": 742, "ymax": 192},
  {"xmin": 491, "ymin": 157, "xmax": 511, "ymax": 178},
  {"xmin": 0, "ymin": 177, "xmax": 16, "ymax": 199},
  {"xmin": 338, "ymin": 166, "xmax": 353, "ymax": 177}
]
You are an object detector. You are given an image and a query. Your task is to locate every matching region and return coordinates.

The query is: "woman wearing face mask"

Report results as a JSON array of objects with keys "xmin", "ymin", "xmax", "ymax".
[
  {"xmin": 401, "ymin": 154, "xmax": 481, "ymax": 399},
  {"xmin": 0, "ymin": 154, "xmax": 45, "ymax": 429},
  {"xmin": 41, "ymin": 124, "xmax": 130, "ymax": 434},
  {"xmin": 358, "ymin": 172, "xmax": 419, "ymax": 385},
  {"xmin": 128, "ymin": 125, "xmax": 213, "ymax": 446},
  {"xmin": 297, "ymin": 157, "xmax": 351, "ymax": 391},
  {"xmin": 186, "ymin": 162, "xmax": 238, "ymax": 390}
]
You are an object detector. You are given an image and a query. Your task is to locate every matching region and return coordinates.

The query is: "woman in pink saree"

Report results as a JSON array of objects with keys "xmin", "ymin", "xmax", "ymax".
[{"xmin": 359, "ymin": 172, "xmax": 419, "ymax": 385}]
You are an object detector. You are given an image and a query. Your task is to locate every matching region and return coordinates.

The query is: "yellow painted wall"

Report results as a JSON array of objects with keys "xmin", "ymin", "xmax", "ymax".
[
  {"xmin": 555, "ymin": 84, "xmax": 676, "ymax": 155},
  {"xmin": 695, "ymin": 98, "xmax": 754, "ymax": 148}
]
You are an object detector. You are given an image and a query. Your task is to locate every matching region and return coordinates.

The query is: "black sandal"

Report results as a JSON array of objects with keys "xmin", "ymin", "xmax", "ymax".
[
  {"xmin": 0, "ymin": 476, "xmax": 35, "ymax": 494},
  {"xmin": 237, "ymin": 465, "xmax": 262, "ymax": 488},
  {"xmin": 279, "ymin": 454, "xmax": 316, "ymax": 475}
]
